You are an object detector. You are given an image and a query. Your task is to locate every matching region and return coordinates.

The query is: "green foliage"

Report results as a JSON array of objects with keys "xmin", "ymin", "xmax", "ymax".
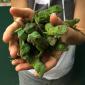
[
  {"xmin": 15, "ymin": 28, "xmax": 27, "ymax": 40},
  {"xmin": 19, "ymin": 40, "xmax": 30, "ymax": 57},
  {"xmin": 64, "ymin": 18, "xmax": 80, "ymax": 28},
  {"xmin": 32, "ymin": 59, "xmax": 46, "ymax": 77},
  {"xmin": 14, "ymin": 5, "xmax": 79, "ymax": 77},
  {"xmin": 34, "ymin": 5, "xmax": 63, "ymax": 23},
  {"xmin": 24, "ymin": 23, "xmax": 36, "ymax": 34},
  {"xmin": 45, "ymin": 23, "xmax": 67, "ymax": 36},
  {"xmin": 55, "ymin": 43, "xmax": 68, "ymax": 51},
  {"xmin": 0, "ymin": 0, "xmax": 10, "ymax": 2}
]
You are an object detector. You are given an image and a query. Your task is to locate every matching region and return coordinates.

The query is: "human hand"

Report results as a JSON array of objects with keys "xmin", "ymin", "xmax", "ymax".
[{"xmin": 3, "ymin": 7, "xmax": 63, "ymax": 76}]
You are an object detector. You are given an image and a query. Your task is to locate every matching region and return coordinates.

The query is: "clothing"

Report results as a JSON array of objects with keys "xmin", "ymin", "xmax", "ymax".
[
  {"xmin": 19, "ymin": 69, "xmax": 73, "ymax": 85},
  {"xmin": 18, "ymin": 0, "xmax": 75, "ymax": 84}
]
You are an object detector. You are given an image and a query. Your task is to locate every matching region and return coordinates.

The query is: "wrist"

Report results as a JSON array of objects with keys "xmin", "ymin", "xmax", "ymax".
[
  {"xmin": 60, "ymin": 27, "xmax": 70, "ymax": 44},
  {"xmin": 60, "ymin": 27, "xmax": 85, "ymax": 45}
]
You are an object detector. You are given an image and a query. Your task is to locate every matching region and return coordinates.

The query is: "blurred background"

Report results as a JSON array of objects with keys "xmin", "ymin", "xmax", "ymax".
[
  {"xmin": 0, "ymin": 3, "xmax": 85, "ymax": 85},
  {"xmin": 0, "ymin": 5, "xmax": 19, "ymax": 85}
]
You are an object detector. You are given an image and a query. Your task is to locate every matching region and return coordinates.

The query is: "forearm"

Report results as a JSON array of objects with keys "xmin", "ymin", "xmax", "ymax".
[
  {"xmin": 74, "ymin": 0, "xmax": 85, "ymax": 29},
  {"xmin": 61, "ymin": 0, "xmax": 85, "ymax": 45},
  {"xmin": 61, "ymin": 27, "xmax": 85, "ymax": 45},
  {"xmin": 74, "ymin": 0, "xmax": 85, "ymax": 36}
]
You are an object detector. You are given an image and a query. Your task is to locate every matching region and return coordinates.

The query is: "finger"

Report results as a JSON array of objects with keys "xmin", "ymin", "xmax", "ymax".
[
  {"xmin": 3, "ymin": 18, "xmax": 23, "ymax": 43},
  {"xmin": 41, "ymin": 52, "xmax": 51, "ymax": 63},
  {"xmin": 50, "ymin": 13, "xmax": 63, "ymax": 25},
  {"xmin": 10, "ymin": 7, "xmax": 34, "ymax": 20},
  {"xmin": 9, "ymin": 38, "xmax": 19, "ymax": 58},
  {"xmin": 15, "ymin": 63, "xmax": 33, "ymax": 71},
  {"xmin": 45, "ymin": 51, "xmax": 63, "ymax": 71},
  {"xmin": 45, "ymin": 57, "xmax": 57, "ymax": 71},
  {"xmin": 11, "ymin": 59, "xmax": 25, "ymax": 65}
]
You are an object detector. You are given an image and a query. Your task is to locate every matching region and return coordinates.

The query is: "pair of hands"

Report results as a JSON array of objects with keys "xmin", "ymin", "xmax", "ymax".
[{"xmin": 3, "ymin": 7, "xmax": 64, "ymax": 74}]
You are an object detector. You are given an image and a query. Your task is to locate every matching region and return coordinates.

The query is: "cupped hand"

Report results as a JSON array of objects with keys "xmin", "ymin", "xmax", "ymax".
[{"xmin": 2, "ymin": 7, "xmax": 63, "ymax": 75}]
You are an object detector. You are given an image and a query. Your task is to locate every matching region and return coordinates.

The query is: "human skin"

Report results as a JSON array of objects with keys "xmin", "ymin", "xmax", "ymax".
[{"xmin": 2, "ymin": 0, "xmax": 85, "ymax": 74}]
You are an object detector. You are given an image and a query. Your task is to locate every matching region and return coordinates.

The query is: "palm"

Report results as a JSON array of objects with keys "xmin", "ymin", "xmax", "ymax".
[{"xmin": 3, "ymin": 7, "xmax": 63, "ymax": 74}]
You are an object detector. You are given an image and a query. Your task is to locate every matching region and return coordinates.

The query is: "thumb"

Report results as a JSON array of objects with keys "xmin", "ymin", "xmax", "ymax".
[{"xmin": 50, "ymin": 13, "xmax": 63, "ymax": 25}]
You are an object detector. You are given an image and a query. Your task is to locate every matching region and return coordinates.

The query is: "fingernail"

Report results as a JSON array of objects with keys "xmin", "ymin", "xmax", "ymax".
[
  {"xmin": 11, "ymin": 60, "xmax": 16, "ymax": 65},
  {"xmin": 10, "ymin": 50, "xmax": 16, "ymax": 58},
  {"xmin": 51, "ymin": 13, "xmax": 56, "ymax": 16}
]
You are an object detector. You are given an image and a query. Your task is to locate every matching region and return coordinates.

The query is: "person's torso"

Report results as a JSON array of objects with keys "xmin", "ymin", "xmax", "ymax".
[{"xmin": 27, "ymin": 0, "xmax": 75, "ymax": 80}]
